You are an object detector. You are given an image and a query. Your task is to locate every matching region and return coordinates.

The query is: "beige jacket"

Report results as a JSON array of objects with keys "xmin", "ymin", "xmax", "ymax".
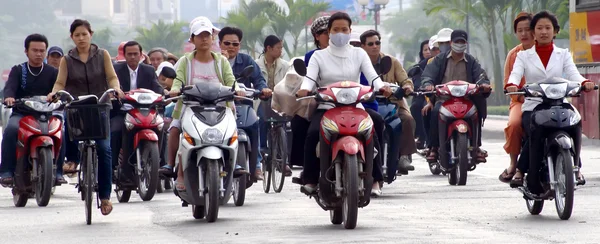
[{"xmin": 381, "ymin": 53, "xmax": 413, "ymax": 113}]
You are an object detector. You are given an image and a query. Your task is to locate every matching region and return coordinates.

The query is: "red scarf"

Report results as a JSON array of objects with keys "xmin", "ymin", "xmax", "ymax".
[{"xmin": 535, "ymin": 41, "xmax": 554, "ymax": 68}]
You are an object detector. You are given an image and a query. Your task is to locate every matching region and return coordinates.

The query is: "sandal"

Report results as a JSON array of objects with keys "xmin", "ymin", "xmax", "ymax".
[
  {"xmin": 426, "ymin": 148, "xmax": 438, "ymax": 162},
  {"xmin": 577, "ymin": 173, "xmax": 586, "ymax": 186},
  {"xmin": 100, "ymin": 199, "xmax": 113, "ymax": 216},
  {"xmin": 0, "ymin": 176, "xmax": 14, "ymax": 187},
  {"xmin": 63, "ymin": 161, "xmax": 79, "ymax": 174},
  {"xmin": 498, "ymin": 168, "xmax": 516, "ymax": 183},
  {"xmin": 509, "ymin": 170, "xmax": 524, "ymax": 188},
  {"xmin": 175, "ymin": 179, "xmax": 186, "ymax": 192},
  {"xmin": 159, "ymin": 165, "xmax": 175, "ymax": 178}
]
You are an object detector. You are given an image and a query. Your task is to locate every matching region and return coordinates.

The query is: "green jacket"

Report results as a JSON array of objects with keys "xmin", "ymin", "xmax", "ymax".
[{"xmin": 171, "ymin": 51, "xmax": 238, "ymax": 119}]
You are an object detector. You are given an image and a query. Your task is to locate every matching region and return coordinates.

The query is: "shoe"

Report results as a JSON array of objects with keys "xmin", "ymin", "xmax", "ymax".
[
  {"xmin": 398, "ymin": 155, "xmax": 415, "ymax": 172},
  {"xmin": 284, "ymin": 165, "xmax": 292, "ymax": 177},
  {"xmin": 234, "ymin": 167, "xmax": 249, "ymax": 176},
  {"xmin": 255, "ymin": 169, "xmax": 264, "ymax": 181},
  {"xmin": 55, "ymin": 175, "xmax": 68, "ymax": 185},
  {"xmin": 301, "ymin": 184, "xmax": 317, "ymax": 194}
]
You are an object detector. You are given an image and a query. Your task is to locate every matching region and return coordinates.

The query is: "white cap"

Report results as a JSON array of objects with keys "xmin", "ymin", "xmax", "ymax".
[
  {"xmin": 436, "ymin": 28, "xmax": 453, "ymax": 43},
  {"xmin": 349, "ymin": 32, "xmax": 361, "ymax": 43},
  {"xmin": 156, "ymin": 61, "xmax": 175, "ymax": 77},
  {"xmin": 428, "ymin": 35, "xmax": 438, "ymax": 49},
  {"xmin": 190, "ymin": 16, "xmax": 218, "ymax": 35}
]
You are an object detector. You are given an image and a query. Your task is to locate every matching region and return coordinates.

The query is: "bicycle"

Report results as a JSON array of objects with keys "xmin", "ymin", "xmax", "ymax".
[
  {"xmin": 64, "ymin": 89, "xmax": 115, "ymax": 225},
  {"xmin": 260, "ymin": 101, "xmax": 291, "ymax": 193}
]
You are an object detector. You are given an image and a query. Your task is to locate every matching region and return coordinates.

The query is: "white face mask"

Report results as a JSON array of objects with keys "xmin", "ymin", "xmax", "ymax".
[
  {"xmin": 330, "ymin": 33, "xmax": 351, "ymax": 47},
  {"xmin": 451, "ymin": 43, "xmax": 467, "ymax": 53}
]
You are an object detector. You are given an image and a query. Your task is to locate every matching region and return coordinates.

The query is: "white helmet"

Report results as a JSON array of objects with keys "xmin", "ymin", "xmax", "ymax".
[
  {"xmin": 436, "ymin": 28, "xmax": 454, "ymax": 43},
  {"xmin": 428, "ymin": 35, "xmax": 438, "ymax": 50}
]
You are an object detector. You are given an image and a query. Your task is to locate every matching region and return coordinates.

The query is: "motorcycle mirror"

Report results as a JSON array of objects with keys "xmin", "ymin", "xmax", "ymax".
[
  {"xmin": 293, "ymin": 59, "xmax": 307, "ymax": 76},
  {"xmin": 241, "ymin": 65, "xmax": 254, "ymax": 78},
  {"xmin": 407, "ymin": 65, "xmax": 422, "ymax": 78},
  {"xmin": 379, "ymin": 56, "xmax": 392, "ymax": 75}
]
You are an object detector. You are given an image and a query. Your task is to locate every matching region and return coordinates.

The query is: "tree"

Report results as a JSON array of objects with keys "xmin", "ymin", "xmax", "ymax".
[
  {"xmin": 134, "ymin": 20, "xmax": 188, "ymax": 57},
  {"xmin": 93, "ymin": 28, "xmax": 118, "ymax": 57},
  {"xmin": 222, "ymin": 0, "xmax": 275, "ymax": 58}
]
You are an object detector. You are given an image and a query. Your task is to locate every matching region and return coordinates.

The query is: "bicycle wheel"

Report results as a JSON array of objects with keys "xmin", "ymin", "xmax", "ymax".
[
  {"xmin": 84, "ymin": 146, "xmax": 94, "ymax": 225},
  {"xmin": 272, "ymin": 126, "xmax": 287, "ymax": 193}
]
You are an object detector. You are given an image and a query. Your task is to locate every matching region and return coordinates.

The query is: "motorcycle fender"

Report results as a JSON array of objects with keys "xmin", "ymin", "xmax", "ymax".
[
  {"xmin": 553, "ymin": 134, "xmax": 572, "ymax": 150},
  {"xmin": 447, "ymin": 120, "xmax": 470, "ymax": 138},
  {"xmin": 237, "ymin": 130, "xmax": 249, "ymax": 143},
  {"xmin": 197, "ymin": 146, "xmax": 224, "ymax": 161},
  {"xmin": 332, "ymin": 136, "xmax": 364, "ymax": 161},
  {"xmin": 29, "ymin": 136, "xmax": 54, "ymax": 159},
  {"xmin": 134, "ymin": 129, "xmax": 159, "ymax": 149}
]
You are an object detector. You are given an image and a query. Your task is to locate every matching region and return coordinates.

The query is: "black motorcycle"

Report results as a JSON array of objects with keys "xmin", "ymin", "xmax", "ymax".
[{"xmin": 506, "ymin": 77, "xmax": 598, "ymax": 220}]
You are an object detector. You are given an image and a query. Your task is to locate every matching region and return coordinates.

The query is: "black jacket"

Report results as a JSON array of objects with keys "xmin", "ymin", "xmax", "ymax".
[
  {"xmin": 113, "ymin": 62, "xmax": 164, "ymax": 94},
  {"xmin": 3, "ymin": 63, "xmax": 57, "ymax": 99},
  {"xmin": 421, "ymin": 50, "xmax": 490, "ymax": 88}
]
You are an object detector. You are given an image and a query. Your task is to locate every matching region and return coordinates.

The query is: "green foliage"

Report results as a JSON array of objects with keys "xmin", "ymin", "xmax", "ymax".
[
  {"xmin": 134, "ymin": 20, "xmax": 188, "ymax": 57},
  {"xmin": 487, "ymin": 105, "xmax": 510, "ymax": 116}
]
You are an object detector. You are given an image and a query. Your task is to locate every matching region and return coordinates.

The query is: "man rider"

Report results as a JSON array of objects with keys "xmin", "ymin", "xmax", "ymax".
[
  {"xmin": 359, "ymin": 30, "xmax": 417, "ymax": 175},
  {"xmin": 421, "ymin": 29, "xmax": 491, "ymax": 169},
  {"xmin": 46, "ymin": 46, "xmax": 64, "ymax": 68},
  {"xmin": 148, "ymin": 47, "xmax": 169, "ymax": 70},
  {"xmin": 0, "ymin": 34, "xmax": 64, "ymax": 186},
  {"xmin": 218, "ymin": 26, "xmax": 272, "ymax": 181},
  {"xmin": 111, "ymin": 40, "xmax": 164, "ymax": 186}
]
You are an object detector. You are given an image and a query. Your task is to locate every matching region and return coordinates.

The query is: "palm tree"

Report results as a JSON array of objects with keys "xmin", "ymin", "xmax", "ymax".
[
  {"xmin": 134, "ymin": 20, "xmax": 188, "ymax": 56},
  {"xmin": 222, "ymin": 0, "xmax": 276, "ymax": 58},
  {"xmin": 93, "ymin": 28, "xmax": 119, "ymax": 56}
]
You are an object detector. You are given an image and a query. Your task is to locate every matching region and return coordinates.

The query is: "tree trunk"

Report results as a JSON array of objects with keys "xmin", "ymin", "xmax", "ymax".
[{"xmin": 489, "ymin": 15, "xmax": 505, "ymax": 106}]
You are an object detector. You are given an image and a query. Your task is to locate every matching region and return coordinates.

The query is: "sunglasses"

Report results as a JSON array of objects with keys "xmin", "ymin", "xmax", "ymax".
[
  {"xmin": 223, "ymin": 41, "xmax": 240, "ymax": 47},
  {"xmin": 367, "ymin": 41, "xmax": 381, "ymax": 46}
]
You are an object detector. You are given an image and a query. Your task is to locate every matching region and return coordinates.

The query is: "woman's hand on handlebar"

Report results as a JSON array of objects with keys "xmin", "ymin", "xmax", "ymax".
[
  {"xmin": 46, "ymin": 92, "xmax": 56, "ymax": 102},
  {"xmin": 583, "ymin": 81, "xmax": 595, "ymax": 92},
  {"xmin": 260, "ymin": 88, "xmax": 272, "ymax": 98},
  {"xmin": 505, "ymin": 85, "xmax": 519, "ymax": 93},
  {"xmin": 379, "ymin": 86, "xmax": 393, "ymax": 97},
  {"xmin": 296, "ymin": 89, "xmax": 311, "ymax": 98},
  {"xmin": 4, "ymin": 97, "xmax": 15, "ymax": 107},
  {"xmin": 169, "ymin": 89, "xmax": 180, "ymax": 98},
  {"xmin": 235, "ymin": 90, "xmax": 246, "ymax": 97},
  {"xmin": 402, "ymin": 85, "xmax": 414, "ymax": 96}
]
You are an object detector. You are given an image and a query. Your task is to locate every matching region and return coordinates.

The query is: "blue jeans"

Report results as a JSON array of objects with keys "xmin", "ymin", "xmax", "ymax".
[
  {"xmin": 165, "ymin": 103, "xmax": 175, "ymax": 118},
  {"xmin": 63, "ymin": 119, "xmax": 113, "ymax": 199},
  {"xmin": 0, "ymin": 113, "xmax": 64, "ymax": 178}
]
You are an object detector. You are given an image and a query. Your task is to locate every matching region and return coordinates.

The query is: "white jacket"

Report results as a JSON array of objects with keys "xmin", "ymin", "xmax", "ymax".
[{"xmin": 508, "ymin": 45, "xmax": 586, "ymax": 111}]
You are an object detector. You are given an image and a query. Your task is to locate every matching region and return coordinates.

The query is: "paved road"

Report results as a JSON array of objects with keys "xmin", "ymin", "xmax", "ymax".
[{"xmin": 1, "ymin": 121, "xmax": 600, "ymax": 243}]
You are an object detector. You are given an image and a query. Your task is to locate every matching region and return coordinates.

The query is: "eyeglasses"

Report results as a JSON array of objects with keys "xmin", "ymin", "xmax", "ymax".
[
  {"xmin": 367, "ymin": 41, "xmax": 381, "ymax": 46},
  {"xmin": 223, "ymin": 41, "xmax": 240, "ymax": 47}
]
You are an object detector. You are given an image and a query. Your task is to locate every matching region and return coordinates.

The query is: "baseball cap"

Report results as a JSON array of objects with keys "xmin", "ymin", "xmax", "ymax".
[
  {"xmin": 115, "ymin": 41, "xmax": 127, "ymax": 62},
  {"xmin": 48, "ymin": 46, "xmax": 64, "ymax": 56},
  {"xmin": 451, "ymin": 30, "xmax": 468, "ymax": 42},
  {"xmin": 436, "ymin": 28, "xmax": 454, "ymax": 42},
  {"xmin": 190, "ymin": 17, "xmax": 218, "ymax": 36},
  {"xmin": 310, "ymin": 16, "xmax": 330, "ymax": 36},
  {"xmin": 428, "ymin": 35, "xmax": 438, "ymax": 49},
  {"xmin": 156, "ymin": 61, "xmax": 176, "ymax": 78}
]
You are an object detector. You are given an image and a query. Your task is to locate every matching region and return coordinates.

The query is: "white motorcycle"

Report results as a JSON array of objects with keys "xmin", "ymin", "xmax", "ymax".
[{"xmin": 167, "ymin": 66, "xmax": 254, "ymax": 222}]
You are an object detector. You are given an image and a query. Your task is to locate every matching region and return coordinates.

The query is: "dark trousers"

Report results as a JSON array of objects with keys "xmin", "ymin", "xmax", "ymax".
[
  {"xmin": 410, "ymin": 96, "xmax": 429, "ymax": 142},
  {"xmin": 428, "ymin": 99, "xmax": 484, "ymax": 148},
  {"xmin": 290, "ymin": 115, "xmax": 310, "ymax": 167},
  {"xmin": 303, "ymin": 108, "xmax": 384, "ymax": 185}
]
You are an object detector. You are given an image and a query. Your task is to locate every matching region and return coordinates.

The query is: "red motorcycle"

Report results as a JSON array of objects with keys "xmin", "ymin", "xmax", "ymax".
[
  {"xmin": 291, "ymin": 57, "xmax": 391, "ymax": 229},
  {"xmin": 115, "ymin": 88, "xmax": 165, "ymax": 202},
  {"xmin": 5, "ymin": 91, "xmax": 73, "ymax": 207},
  {"xmin": 423, "ymin": 79, "xmax": 489, "ymax": 186}
]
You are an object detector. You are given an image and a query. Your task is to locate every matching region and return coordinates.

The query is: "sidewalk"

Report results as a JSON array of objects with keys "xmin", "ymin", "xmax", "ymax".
[{"xmin": 482, "ymin": 115, "xmax": 600, "ymax": 147}]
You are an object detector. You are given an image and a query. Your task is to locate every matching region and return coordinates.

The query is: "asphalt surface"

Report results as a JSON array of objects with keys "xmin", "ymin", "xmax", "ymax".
[{"xmin": 1, "ymin": 119, "xmax": 600, "ymax": 244}]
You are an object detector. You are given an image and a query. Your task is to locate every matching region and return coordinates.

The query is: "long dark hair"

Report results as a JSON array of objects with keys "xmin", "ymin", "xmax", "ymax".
[{"xmin": 419, "ymin": 40, "xmax": 429, "ymax": 61}]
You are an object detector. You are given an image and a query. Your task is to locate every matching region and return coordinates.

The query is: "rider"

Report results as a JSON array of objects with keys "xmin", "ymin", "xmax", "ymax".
[
  {"xmin": 296, "ymin": 12, "xmax": 393, "ymax": 196},
  {"xmin": 410, "ymin": 39, "xmax": 433, "ymax": 149},
  {"xmin": 111, "ymin": 40, "xmax": 165, "ymax": 186},
  {"xmin": 506, "ymin": 11, "xmax": 593, "ymax": 190},
  {"xmin": 147, "ymin": 47, "xmax": 169, "ymax": 70},
  {"xmin": 46, "ymin": 46, "xmax": 64, "ymax": 69},
  {"xmin": 48, "ymin": 19, "xmax": 124, "ymax": 215},
  {"xmin": 359, "ymin": 29, "xmax": 417, "ymax": 174},
  {"xmin": 218, "ymin": 26, "xmax": 273, "ymax": 180},
  {"xmin": 158, "ymin": 16, "xmax": 244, "ymax": 191},
  {"xmin": 255, "ymin": 35, "xmax": 292, "ymax": 175},
  {"xmin": 498, "ymin": 12, "xmax": 534, "ymax": 183},
  {"xmin": 421, "ymin": 29, "xmax": 491, "ymax": 166},
  {"xmin": 0, "ymin": 34, "xmax": 63, "ymax": 186},
  {"xmin": 305, "ymin": 16, "xmax": 330, "ymax": 65}
]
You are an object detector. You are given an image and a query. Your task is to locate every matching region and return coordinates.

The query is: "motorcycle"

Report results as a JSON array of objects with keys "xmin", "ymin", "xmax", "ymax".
[
  {"xmin": 157, "ymin": 109, "xmax": 173, "ymax": 193},
  {"xmin": 377, "ymin": 66, "xmax": 422, "ymax": 183},
  {"xmin": 167, "ymin": 66, "xmax": 254, "ymax": 222},
  {"xmin": 506, "ymin": 77, "xmax": 598, "ymax": 220},
  {"xmin": 421, "ymin": 75, "xmax": 490, "ymax": 186},
  {"xmin": 291, "ymin": 57, "xmax": 392, "ymax": 229},
  {"xmin": 228, "ymin": 82, "xmax": 263, "ymax": 206},
  {"xmin": 4, "ymin": 91, "xmax": 73, "ymax": 207},
  {"xmin": 114, "ymin": 88, "xmax": 166, "ymax": 202}
]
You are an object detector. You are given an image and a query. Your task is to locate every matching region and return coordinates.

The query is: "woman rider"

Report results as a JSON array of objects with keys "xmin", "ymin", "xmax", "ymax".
[
  {"xmin": 296, "ymin": 12, "xmax": 393, "ymax": 196},
  {"xmin": 48, "ymin": 19, "xmax": 124, "ymax": 216}
]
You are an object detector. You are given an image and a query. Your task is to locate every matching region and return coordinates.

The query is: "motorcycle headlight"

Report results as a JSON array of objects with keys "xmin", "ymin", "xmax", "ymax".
[
  {"xmin": 570, "ymin": 109, "xmax": 582, "ymax": 125},
  {"xmin": 331, "ymin": 87, "xmax": 360, "ymax": 104},
  {"xmin": 357, "ymin": 116, "xmax": 373, "ymax": 138},
  {"xmin": 125, "ymin": 113, "xmax": 135, "ymax": 130},
  {"xmin": 201, "ymin": 128, "xmax": 224, "ymax": 144},
  {"xmin": 321, "ymin": 116, "xmax": 339, "ymax": 141},
  {"xmin": 540, "ymin": 83, "xmax": 567, "ymax": 99},
  {"xmin": 447, "ymin": 85, "xmax": 468, "ymax": 97}
]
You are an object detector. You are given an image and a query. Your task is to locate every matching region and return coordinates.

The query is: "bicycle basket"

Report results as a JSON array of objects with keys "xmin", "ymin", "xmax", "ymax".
[{"xmin": 65, "ymin": 103, "xmax": 111, "ymax": 141}]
